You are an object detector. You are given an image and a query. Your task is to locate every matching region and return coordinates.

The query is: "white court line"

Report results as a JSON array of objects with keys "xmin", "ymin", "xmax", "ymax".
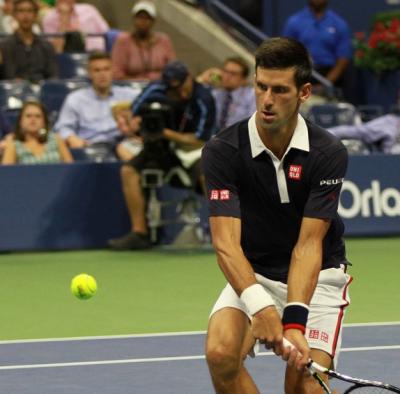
[
  {"xmin": 0, "ymin": 345, "xmax": 400, "ymax": 371},
  {"xmin": 1, "ymin": 322, "xmax": 399, "ymax": 345}
]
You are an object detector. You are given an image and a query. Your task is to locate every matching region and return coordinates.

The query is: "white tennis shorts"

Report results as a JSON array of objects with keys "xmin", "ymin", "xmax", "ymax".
[{"xmin": 210, "ymin": 267, "xmax": 352, "ymax": 363}]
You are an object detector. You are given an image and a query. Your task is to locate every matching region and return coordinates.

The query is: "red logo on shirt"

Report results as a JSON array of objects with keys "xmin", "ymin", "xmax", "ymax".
[
  {"xmin": 210, "ymin": 190, "xmax": 219, "ymax": 200},
  {"xmin": 289, "ymin": 165, "xmax": 302, "ymax": 180},
  {"xmin": 220, "ymin": 190, "xmax": 230, "ymax": 200},
  {"xmin": 321, "ymin": 332, "xmax": 329, "ymax": 343},
  {"xmin": 309, "ymin": 329, "xmax": 320, "ymax": 340},
  {"xmin": 210, "ymin": 190, "xmax": 230, "ymax": 200}
]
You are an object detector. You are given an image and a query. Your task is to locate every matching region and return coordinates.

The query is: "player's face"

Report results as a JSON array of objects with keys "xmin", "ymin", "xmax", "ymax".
[
  {"xmin": 89, "ymin": 59, "xmax": 113, "ymax": 91},
  {"xmin": 221, "ymin": 61, "xmax": 246, "ymax": 90},
  {"xmin": 254, "ymin": 67, "xmax": 310, "ymax": 132},
  {"xmin": 20, "ymin": 105, "xmax": 45, "ymax": 135}
]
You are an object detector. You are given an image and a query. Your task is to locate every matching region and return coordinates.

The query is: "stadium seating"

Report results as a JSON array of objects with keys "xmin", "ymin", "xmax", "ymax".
[
  {"xmin": 56, "ymin": 53, "xmax": 89, "ymax": 79},
  {"xmin": 0, "ymin": 80, "xmax": 39, "ymax": 110},
  {"xmin": 357, "ymin": 104, "xmax": 384, "ymax": 122},
  {"xmin": 307, "ymin": 102, "xmax": 359, "ymax": 128}
]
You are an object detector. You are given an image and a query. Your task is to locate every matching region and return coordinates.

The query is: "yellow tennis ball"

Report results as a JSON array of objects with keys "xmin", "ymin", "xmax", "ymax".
[{"xmin": 71, "ymin": 273, "xmax": 97, "ymax": 300}]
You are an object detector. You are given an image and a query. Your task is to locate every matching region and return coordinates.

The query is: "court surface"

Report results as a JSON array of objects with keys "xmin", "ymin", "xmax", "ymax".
[{"xmin": 1, "ymin": 322, "xmax": 399, "ymax": 394}]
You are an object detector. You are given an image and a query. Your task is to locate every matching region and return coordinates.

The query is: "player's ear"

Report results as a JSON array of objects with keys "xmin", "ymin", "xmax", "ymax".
[{"xmin": 299, "ymin": 82, "xmax": 312, "ymax": 103}]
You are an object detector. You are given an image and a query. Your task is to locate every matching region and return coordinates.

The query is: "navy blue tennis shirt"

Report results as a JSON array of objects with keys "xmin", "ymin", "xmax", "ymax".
[{"xmin": 202, "ymin": 114, "xmax": 348, "ymax": 282}]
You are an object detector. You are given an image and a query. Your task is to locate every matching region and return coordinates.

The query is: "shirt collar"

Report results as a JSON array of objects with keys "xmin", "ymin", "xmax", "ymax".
[
  {"xmin": 248, "ymin": 113, "xmax": 309, "ymax": 159},
  {"xmin": 89, "ymin": 86, "xmax": 114, "ymax": 99}
]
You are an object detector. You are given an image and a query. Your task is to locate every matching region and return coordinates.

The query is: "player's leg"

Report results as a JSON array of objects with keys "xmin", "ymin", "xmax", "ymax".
[
  {"xmin": 206, "ymin": 307, "xmax": 259, "ymax": 394},
  {"xmin": 284, "ymin": 267, "xmax": 352, "ymax": 394},
  {"xmin": 284, "ymin": 348, "xmax": 332, "ymax": 394}
]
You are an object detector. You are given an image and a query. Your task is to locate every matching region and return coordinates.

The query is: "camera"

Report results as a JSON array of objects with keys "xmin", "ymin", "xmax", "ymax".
[{"xmin": 138, "ymin": 102, "xmax": 172, "ymax": 142}]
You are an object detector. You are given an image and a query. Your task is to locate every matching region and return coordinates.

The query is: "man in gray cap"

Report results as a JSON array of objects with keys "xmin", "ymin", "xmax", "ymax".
[{"xmin": 108, "ymin": 61, "xmax": 216, "ymax": 250}]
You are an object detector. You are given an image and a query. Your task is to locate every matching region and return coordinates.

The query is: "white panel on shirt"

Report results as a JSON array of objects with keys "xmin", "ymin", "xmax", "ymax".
[{"xmin": 248, "ymin": 113, "xmax": 309, "ymax": 204}]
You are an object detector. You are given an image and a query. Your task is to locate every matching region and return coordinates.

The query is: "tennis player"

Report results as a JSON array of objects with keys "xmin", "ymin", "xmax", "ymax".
[{"xmin": 202, "ymin": 37, "xmax": 352, "ymax": 393}]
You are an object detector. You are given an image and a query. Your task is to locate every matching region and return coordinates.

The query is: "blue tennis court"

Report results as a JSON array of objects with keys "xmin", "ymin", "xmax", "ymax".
[{"xmin": 1, "ymin": 323, "xmax": 399, "ymax": 393}]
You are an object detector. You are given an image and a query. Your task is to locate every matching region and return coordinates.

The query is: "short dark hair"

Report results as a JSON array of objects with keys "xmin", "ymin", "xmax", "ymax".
[
  {"xmin": 224, "ymin": 56, "xmax": 250, "ymax": 78},
  {"xmin": 88, "ymin": 51, "xmax": 111, "ymax": 63},
  {"xmin": 13, "ymin": 0, "xmax": 39, "ymax": 13},
  {"xmin": 14, "ymin": 101, "xmax": 50, "ymax": 143},
  {"xmin": 255, "ymin": 37, "xmax": 312, "ymax": 88}
]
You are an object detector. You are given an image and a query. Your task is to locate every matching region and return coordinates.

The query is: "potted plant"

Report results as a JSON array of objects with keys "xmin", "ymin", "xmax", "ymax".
[{"xmin": 353, "ymin": 10, "xmax": 400, "ymax": 111}]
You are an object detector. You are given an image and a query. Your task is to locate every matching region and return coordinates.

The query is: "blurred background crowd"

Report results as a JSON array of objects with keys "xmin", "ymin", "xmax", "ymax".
[{"xmin": 0, "ymin": 0, "xmax": 399, "ymax": 250}]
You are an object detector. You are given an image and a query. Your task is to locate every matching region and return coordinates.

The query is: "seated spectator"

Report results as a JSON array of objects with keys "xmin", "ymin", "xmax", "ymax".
[
  {"xmin": 0, "ymin": 0, "xmax": 56, "ymax": 83},
  {"xmin": 111, "ymin": 0, "xmax": 176, "ymax": 81},
  {"xmin": 198, "ymin": 56, "xmax": 255, "ymax": 131},
  {"xmin": 328, "ymin": 113, "xmax": 400, "ymax": 154},
  {"xmin": 54, "ymin": 51, "xmax": 141, "ymax": 161},
  {"xmin": 42, "ymin": 0, "xmax": 109, "ymax": 53},
  {"xmin": 0, "ymin": 0, "xmax": 18, "ymax": 33},
  {"xmin": 282, "ymin": 0, "xmax": 352, "ymax": 91},
  {"xmin": 2, "ymin": 101, "xmax": 73, "ymax": 164},
  {"xmin": 108, "ymin": 61, "xmax": 216, "ymax": 250}
]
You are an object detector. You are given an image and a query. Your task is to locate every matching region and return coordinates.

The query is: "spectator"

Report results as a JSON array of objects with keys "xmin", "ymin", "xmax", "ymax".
[
  {"xmin": 198, "ymin": 56, "xmax": 255, "ymax": 131},
  {"xmin": 111, "ymin": 0, "xmax": 176, "ymax": 81},
  {"xmin": 0, "ymin": 0, "xmax": 18, "ymax": 33},
  {"xmin": 108, "ymin": 60, "xmax": 216, "ymax": 250},
  {"xmin": 42, "ymin": 0, "xmax": 109, "ymax": 53},
  {"xmin": 328, "ymin": 113, "xmax": 400, "ymax": 154},
  {"xmin": 0, "ymin": 0, "xmax": 56, "ymax": 83},
  {"xmin": 2, "ymin": 101, "xmax": 73, "ymax": 164},
  {"xmin": 54, "ymin": 51, "xmax": 141, "ymax": 161},
  {"xmin": 282, "ymin": 0, "xmax": 352, "ymax": 89}
]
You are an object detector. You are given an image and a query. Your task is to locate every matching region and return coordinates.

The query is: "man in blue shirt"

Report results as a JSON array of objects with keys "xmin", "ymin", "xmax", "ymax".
[
  {"xmin": 54, "ymin": 51, "xmax": 140, "ymax": 160},
  {"xmin": 108, "ymin": 61, "xmax": 216, "ymax": 250},
  {"xmin": 282, "ymin": 0, "xmax": 352, "ymax": 89}
]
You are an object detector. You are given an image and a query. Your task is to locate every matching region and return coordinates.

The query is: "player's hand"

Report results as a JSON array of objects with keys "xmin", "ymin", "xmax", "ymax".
[
  {"xmin": 283, "ymin": 328, "xmax": 310, "ymax": 371},
  {"xmin": 251, "ymin": 306, "xmax": 284, "ymax": 356}
]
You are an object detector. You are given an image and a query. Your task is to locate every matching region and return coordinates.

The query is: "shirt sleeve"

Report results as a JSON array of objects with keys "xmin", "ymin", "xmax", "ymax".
[
  {"xmin": 282, "ymin": 15, "xmax": 298, "ymax": 38},
  {"xmin": 195, "ymin": 91, "xmax": 216, "ymax": 141},
  {"xmin": 201, "ymin": 139, "xmax": 240, "ymax": 218},
  {"xmin": 53, "ymin": 94, "xmax": 79, "ymax": 139},
  {"xmin": 111, "ymin": 36, "xmax": 128, "ymax": 80},
  {"xmin": 334, "ymin": 20, "xmax": 352, "ymax": 59},
  {"xmin": 163, "ymin": 35, "xmax": 176, "ymax": 63},
  {"xmin": 303, "ymin": 146, "xmax": 348, "ymax": 219}
]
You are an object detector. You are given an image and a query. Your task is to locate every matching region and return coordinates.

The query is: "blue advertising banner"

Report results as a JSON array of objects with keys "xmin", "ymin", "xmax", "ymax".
[
  {"xmin": 339, "ymin": 155, "xmax": 400, "ymax": 236},
  {"xmin": 0, "ymin": 155, "xmax": 398, "ymax": 251}
]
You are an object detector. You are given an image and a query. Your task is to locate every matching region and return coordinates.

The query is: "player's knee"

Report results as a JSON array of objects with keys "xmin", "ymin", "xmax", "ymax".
[{"xmin": 206, "ymin": 345, "xmax": 242, "ymax": 379}]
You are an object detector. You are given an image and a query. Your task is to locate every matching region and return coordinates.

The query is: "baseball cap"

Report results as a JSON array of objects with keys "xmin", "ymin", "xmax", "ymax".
[
  {"xmin": 131, "ymin": 1, "xmax": 156, "ymax": 18},
  {"xmin": 162, "ymin": 61, "xmax": 189, "ymax": 88}
]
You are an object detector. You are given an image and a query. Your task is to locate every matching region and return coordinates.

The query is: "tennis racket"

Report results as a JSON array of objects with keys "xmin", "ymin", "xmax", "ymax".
[{"xmin": 282, "ymin": 338, "xmax": 400, "ymax": 393}]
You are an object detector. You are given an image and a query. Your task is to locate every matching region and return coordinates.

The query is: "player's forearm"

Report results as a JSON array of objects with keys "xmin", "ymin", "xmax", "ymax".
[
  {"xmin": 286, "ymin": 240, "xmax": 322, "ymax": 305},
  {"xmin": 215, "ymin": 247, "xmax": 258, "ymax": 295}
]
